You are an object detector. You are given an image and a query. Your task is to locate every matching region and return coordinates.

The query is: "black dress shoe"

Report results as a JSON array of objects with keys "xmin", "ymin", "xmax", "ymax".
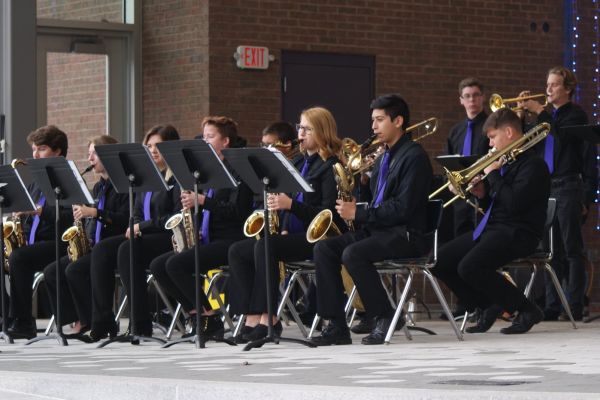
[
  {"xmin": 310, "ymin": 322, "xmax": 352, "ymax": 346},
  {"xmin": 351, "ymin": 317, "xmax": 374, "ymax": 334},
  {"xmin": 361, "ymin": 316, "xmax": 394, "ymax": 345},
  {"xmin": 465, "ymin": 305, "xmax": 502, "ymax": 333},
  {"xmin": 243, "ymin": 321, "xmax": 283, "ymax": 342},
  {"xmin": 500, "ymin": 303, "xmax": 544, "ymax": 334},
  {"xmin": 7, "ymin": 318, "xmax": 37, "ymax": 340},
  {"xmin": 89, "ymin": 322, "xmax": 118, "ymax": 342},
  {"xmin": 233, "ymin": 325, "xmax": 255, "ymax": 344}
]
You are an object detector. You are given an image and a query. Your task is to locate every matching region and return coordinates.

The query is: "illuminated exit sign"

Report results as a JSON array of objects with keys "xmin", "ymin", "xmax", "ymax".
[{"xmin": 234, "ymin": 46, "xmax": 273, "ymax": 70}]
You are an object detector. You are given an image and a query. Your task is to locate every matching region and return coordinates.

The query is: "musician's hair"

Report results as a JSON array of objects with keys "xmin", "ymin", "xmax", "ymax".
[
  {"xmin": 201, "ymin": 116, "xmax": 247, "ymax": 148},
  {"xmin": 262, "ymin": 121, "xmax": 296, "ymax": 144},
  {"xmin": 458, "ymin": 77, "xmax": 484, "ymax": 95},
  {"xmin": 482, "ymin": 108, "xmax": 522, "ymax": 134},
  {"xmin": 547, "ymin": 66, "xmax": 577, "ymax": 99},
  {"xmin": 143, "ymin": 124, "xmax": 180, "ymax": 145},
  {"xmin": 27, "ymin": 125, "xmax": 68, "ymax": 156},
  {"xmin": 370, "ymin": 94, "xmax": 410, "ymax": 131},
  {"xmin": 88, "ymin": 135, "xmax": 118, "ymax": 147},
  {"xmin": 300, "ymin": 106, "xmax": 342, "ymax": 160}
]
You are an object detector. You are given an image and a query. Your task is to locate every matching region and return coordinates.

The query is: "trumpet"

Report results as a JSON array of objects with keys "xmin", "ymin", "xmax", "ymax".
[
  {"xmin": 489, "ymin": 93, "xmax": 548, "ymax": 113},
  {"xmin": 429, "ymin": 122, "xmax": 551, "ymax": 210}
]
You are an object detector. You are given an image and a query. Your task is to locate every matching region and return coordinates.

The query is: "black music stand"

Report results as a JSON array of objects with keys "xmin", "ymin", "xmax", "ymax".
[
  {"xmin": 0, "ymin": 167, "xmax": 36, "ymax": 344},
  {"xmin": 434, "ymin": 154, "xmax": 480, "ymax": 171},
  {"xmin": 222, "ymin": 147, "xmax": 316, "ymax": 351},
  {"xmin": 25, "ymin": 157, "xmax": 94, "ymax": 346},
  {"xmin": 157, "ymin": 139, "xmax": 237, "ymax": 349},
  {"xmin": 94, "ymin": 143, "xmax": 169, "ymax": 347}
]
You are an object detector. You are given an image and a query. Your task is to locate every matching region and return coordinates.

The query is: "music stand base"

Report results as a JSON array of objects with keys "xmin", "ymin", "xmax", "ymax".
[
  {"xmin": 25, "ymin": 333, "xmax": 68, "ymax": 346},
  {"xmin": 243, "ymin": 334, "xmax": 316, "ymax": 351},
  {"xmin": 583, "ymin": 314, "xmax": 600, "ymax": 323},
  {"xmin": 162, "ymin": 334, "xmax": 236, "ymax": 349},
  {"xmin": 407, "ymin": 326, "xmax": 436, "ymax": 335},
  {"xmin": 97, "ymin": 334, "xmax": 166, "ymax": 348},
  {"xmin": 0, "ymin": 331, "xmax": 13, "ymax": 344}
]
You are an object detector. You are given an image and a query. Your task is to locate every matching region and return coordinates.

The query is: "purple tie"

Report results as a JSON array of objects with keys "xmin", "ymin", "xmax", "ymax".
[
  {"xmin": 288, "ymin": 158, "xmax": 311, "ymax": 233},
  {"xmin": 200, "ymin": 189, "xmax": 214, "ymax": 244},
  {"xmin": 543, "ymin": 109, "xmax": 558, "ymax": 174},
  {"xmin": 462, "ymin": 120, "xmax": 474, "ymax": 156},
  {"xmin": 29, "ymin": 194, "xmax": 46, "ymax": 245},
  {"xmin": 473, "ymin": 166, "xmax": 506, "ymax": 240},
  {"xmin": 143, "ymin": 192, "xmax": 152, "ymax": 221},
  {"xmin": 94, "ymin": 182, "xmax": 107, "ymax": 244},
  {"xmin": 373, "ymin": 150, "xmax": 390, "ymax": 207}
]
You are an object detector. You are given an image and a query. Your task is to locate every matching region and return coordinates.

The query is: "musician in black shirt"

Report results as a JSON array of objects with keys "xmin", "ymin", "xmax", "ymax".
[
  {"xmin": 8, "ymin": 125, "xmax": 73, "ymax": 339},
  {"xmin": 433, "ymin": 109, "xmax": 550, "ymax": 335},
  {"xmin": 43, "ymin": 135, "xmax": 128, "ymax": 337},
  {"xmin": 311, "ymin": 94, "xmax": 433, "ymax": 346},
  {"xmin": 88, "ymin": 125, "xmax": 181, "ymax": 341},
  {"xmin": 519, "ymin": 66, "xmax": 593, "ymax": 320},
  {"xmin": 150, "ymin": 116, "xmax": 253, "ymax": 341}
]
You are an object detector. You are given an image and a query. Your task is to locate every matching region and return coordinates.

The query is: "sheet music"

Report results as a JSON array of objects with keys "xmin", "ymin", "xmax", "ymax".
[
  {"xmin": 268, "ymin": 147, "xmax": 314, "ymax": 193},
  {"xmin": 68, "ymin": 160, "xmax": 95, "ymax": 204}
]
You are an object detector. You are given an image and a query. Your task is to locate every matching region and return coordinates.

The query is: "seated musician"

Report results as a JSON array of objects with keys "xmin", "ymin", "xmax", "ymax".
[
  {"xmin": 89, "ymin": 125, "xmax": 181, "ymax": 340},
  {"xmin": 7, "ymin": 125, "xmax": 73, "ymax": 339},
  {"xmin": 43, "ymin": 135, "xmax": 128, "ymax": 337},
  {"xmin": 260, "ymin": 121, "xmax": 301, "ymax": 161},
  {"xmin": 149, "ymin": 116, "xmax": 253, "ymax": 342},
  {"xmin": 311, "ymin": 94, "xmax": 433, "ymax": 346},
  {"xmin": 227, "ymin": 107, "xmax": 344, "ymax": 343},
  {"xmin": 432, "ymin": 108, "xmax": 550, "ymax": 334}
]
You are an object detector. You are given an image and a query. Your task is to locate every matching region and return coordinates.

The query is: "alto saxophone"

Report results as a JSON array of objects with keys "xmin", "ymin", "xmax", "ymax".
[
  {"xmin": 3, "ymin": 159, "xmax": 28, "ymax": 270},
  {"xmin": 61, "ymin": 165, "xmax": 94, "ymax": 262},
  {"xmin": 165, "ymin": 208, "xmax": 195, "ymax": 253}
]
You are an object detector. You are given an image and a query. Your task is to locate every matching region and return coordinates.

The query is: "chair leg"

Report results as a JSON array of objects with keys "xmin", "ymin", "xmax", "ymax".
[
  {"xmin": 205, "ymin": 273, "xmax": 235, "ymax": 332},
  {"xmin": 384, "ymin": 271, "xmax": 413, "ymax": 344},
  {"xmin": 424, "ymin": 269, "xmax": 463, "ymax": 341},
  {"xmin": 166, "ymin": 303, "xmax": 182, "ymax": 339},
  {"xmin": 459, "ymin": 311, "xmax": 469, "ymax": 333},
  {"xmin": 308, "ymin": 314, "xmax": 320, "ymax": 339},
  {"xmin": 544, "ymin": 262, "xmax": 577, "ymax": 329},
  {"xmin": 44, "ymin": 315, "xmax": 55, "ymax": 336},
  {"xmin": 523, "ymin": 264, "xmax": 538, "ymax": 299},
  {"xmin": 148, "ymin": 274, "xmax": 185, "ymax": 334},
  {"xmin": 233, "ymin": 314, "xmax": 246, "ymax": 338},
  {"xmin": 275, "ymin": 271, "xmax": 308, "ymax": 337}
]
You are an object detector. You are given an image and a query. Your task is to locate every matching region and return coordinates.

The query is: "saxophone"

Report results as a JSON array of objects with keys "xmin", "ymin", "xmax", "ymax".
[
  {"xmin": 61, "ymin": 165, "xmax": 94, "ymax": 262},
  {"xmin": 243, "ymin": 206, "xmax": 279, "ymax": 239},
  {"xmin": 3, "ymin": 159, "xmax": 28, "ymax": 270},
  {"xmin": 165, "ymin": 208, "xmax": 195, "ymax": 253}
]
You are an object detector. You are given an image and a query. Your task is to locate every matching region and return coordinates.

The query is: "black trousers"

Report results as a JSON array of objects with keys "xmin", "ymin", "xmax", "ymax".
[
  {"xmin": 90, "ymin": 235, "xmax": 126, "ymax": 327},
  {"xmin": 546, "ymin": 177, "xmax": 586, "ymax": 315},
  {"xmin": 227, "ymin": 238, "xmax": 260, "ymax": 315},
  {"xmin": 9, "ymin": 241, "xmax": 67, "ymax": 320},
  {"xmin": 117, "ymin": 232, "xmax": 173, "ymax": 327},
  {"xmin": 314, "ymin": 229, "xmax": 420, "ymax": 321},
  {"xmin": 43, "ymin": 254, "xmax": 91, "ymax": 326},
  {"xmin": 150, "ymin": 239, "xmax": 234, "ymax": 313},
  {"xmin": 433, "ymin": 228, "xmax": 538, "ymax": 313}
]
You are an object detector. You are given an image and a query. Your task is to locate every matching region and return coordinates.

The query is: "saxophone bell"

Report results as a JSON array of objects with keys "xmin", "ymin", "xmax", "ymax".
[{"xmin": 165, "ymin": 208, "xmax": 195, "ymax": 253}]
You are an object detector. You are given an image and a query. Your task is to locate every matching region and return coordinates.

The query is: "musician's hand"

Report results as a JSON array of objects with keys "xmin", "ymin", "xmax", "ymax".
[
  {"xmin": 518, "ymin": 90, "xmax": 544, "ymax": 115},
  {"xmin": 448, "ymin": 182, "xmax": 459, "ymax": 195},
  {"xmin": 267, "ymin": 193, "xmax": 292, "ymax": 211},
  {"xmin": 125, "ymin": 223, "xmax": 141, "ymax": 239},
  {"xmin": 73, "ymin": 204, "xmax": 97, "ymax": 220},
  {"xmin": 483, "ymin": 156, "xmax": 506, "ymax": 175},
  {"xmin": 181, "ymin": 191, "xmax": 205, "ymax": 209},
  {"xmin": 335, "ymin": 198, "xmax": 356, "ymax": 221},
  {"xmin": 14, "ymin": 206, "xmax": 42, "ymax": 218}
]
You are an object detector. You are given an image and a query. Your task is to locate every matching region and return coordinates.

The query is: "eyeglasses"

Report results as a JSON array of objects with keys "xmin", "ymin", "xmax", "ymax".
[
  {"xmin": 461, "ymin": 93, "xmax": 483, "ymax": 100},
  {"xmin": 295, "ymin": 124, "xmax": 313, "ymax": 133}
]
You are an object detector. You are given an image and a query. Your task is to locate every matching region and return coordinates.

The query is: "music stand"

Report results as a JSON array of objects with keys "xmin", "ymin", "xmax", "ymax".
[
  {"xmin": 561, "ymin": 124, "xmax": 600, "ymax": 144},
  {"xmin": 94, "ymin": 143, "xmax": 169, "ymax": 347},
  {"xmin": 222, "ymin": 147, "xmax": 317, "ymax": 351},
  {"xmin": 434, "ymin": 154, "xmax": 480, "ymax": 171},
  {"xmin": 0, "ymin": 166, "xmax": 36, "ymax": 344},
  {"xmin": 157, "ymin": 139, "xmax": 237, "ymax": 349},
  {"xmin": 24, "ymin": 157, "xmax": 94, "ymax": 346}
]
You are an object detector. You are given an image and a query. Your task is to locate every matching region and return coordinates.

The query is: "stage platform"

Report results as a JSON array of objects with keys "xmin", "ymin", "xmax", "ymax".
[{"xmin": 0, "ymin": 319, "xmax": 599, "ymax": 400}]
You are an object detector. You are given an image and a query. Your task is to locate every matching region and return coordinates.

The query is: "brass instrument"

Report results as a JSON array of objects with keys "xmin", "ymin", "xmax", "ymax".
[
  {"xmin": 243, "ymin": 207, "xmax": 279, "ymax": 239},
  {"xmin": 3, "ymin": 159, "xmax": 28, "ymax": 270},
  {"xmin": 429, "ymin": 122, "xmax": 551, "ymax": 209},
  {"xmin": 406, "ymin": 117, "xmax": 438, "ymax": 142},
  {"xmin": 270, "ymin": 139, "xmax": 300, "ymax": 160},
  {"xmin": 165, "ymin": 208, "xmax": 196, "ymax": 253},
  {"xmin": 61, "ymin": 165, "xmax": 94, "ymax": 262},
  {"xmin": 489, "ymin": 93, "xmax": 548, "ymax": 113}
]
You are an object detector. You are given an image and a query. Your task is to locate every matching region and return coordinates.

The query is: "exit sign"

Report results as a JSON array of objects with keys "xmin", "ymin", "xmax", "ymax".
[{"xmin": 234, "ymin": 46, "xmax": 272, "ymax": 70}]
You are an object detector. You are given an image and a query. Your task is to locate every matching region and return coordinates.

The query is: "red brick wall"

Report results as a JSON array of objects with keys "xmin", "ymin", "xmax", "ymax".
[{"xmin": 37, "ymin": 0, "xmax": 123, "ymax": 22}]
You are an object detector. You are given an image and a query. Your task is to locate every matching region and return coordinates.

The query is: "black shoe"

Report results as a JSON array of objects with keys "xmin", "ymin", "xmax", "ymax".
[
  {"xmin": 89, "ymin": 322, "xmax": 118, "ymax": 342},
  {"xmin": 543, "ymin": 309, "xmax": 560, "ymax": 321},
  {"xmin": 500, "ymin": 303, "xmax": 544, "ymax": 334},
  {"xmin": 310, "ymin": 322, "xmax": 352, "ymax": 346},
  {"xmin": 351, "ymin": 317, "xmax": 374, "ymax": 334},
  {"xmin": 559, "ymin": 311, "xmax": 583, "ymax": 322},
  {"xmin": 244, "ymin": 321, "xmax": 283, "ymax": 342},
  {"xmin": 7, "ymin": 318, "xmax": 37, "ymax": 340},
  {"xmin": 361, "ymin": 316, "xmax": 394, "ymax": 345},
  {"xmin": 184, "ymin": 314, "xmax": 225, "ymax": 340},
  {"xmin": 465, "ymin": 305, "xmax": 502, "ymax": 333},
  {"xmin": 234, "ymin": 325, "xmax": 255, "ymax": 344}
]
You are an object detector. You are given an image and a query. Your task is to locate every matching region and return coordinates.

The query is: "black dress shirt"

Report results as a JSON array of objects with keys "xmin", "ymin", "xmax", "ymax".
[
  {"xmin": 22, "ymin": 182, "xmax": 74, "ymax": 242},
  {"xmin": 83, "ymin": 177, "xmax": 129, "ymax": 241},
  {"xmin": 447, "ymin": 111, "xmax": 489, "ymax": 156},
  {"xmin": 134, "ymin": 175, "xmax": 182, "ymax": 234}
]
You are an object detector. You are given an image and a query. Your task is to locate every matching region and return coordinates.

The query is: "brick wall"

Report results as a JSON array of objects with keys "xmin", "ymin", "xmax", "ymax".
[{"xmin": 37, "ymin": 0, "xmax": 122, "ymax": 23}]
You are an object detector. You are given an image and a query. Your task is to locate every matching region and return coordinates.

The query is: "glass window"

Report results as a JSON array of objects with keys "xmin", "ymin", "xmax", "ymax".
[{"xmin": 37, "ymin": 0, "xmax": 133, "ymax": 24}]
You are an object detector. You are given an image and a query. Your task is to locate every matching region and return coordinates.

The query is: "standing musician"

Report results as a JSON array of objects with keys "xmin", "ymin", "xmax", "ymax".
[
  {"xmin": 227, "ymin": 107, "xmax": 344, "ymax": 343},
  {"xmin": 43, "ymin": 135, "xmax": 128, "ymax": 337},
  {"xmin": 88, "ymin": 125, "xmax": 181, "ymax": 341},
  {"xmin": 149, "ymin": 116, "xmax": 253, "ymax": 341},
  {"xmin": 311, "ymin": 94, "xmax": 433, "ymax": 346},
  {"xmin": 518, "ymin": 66, "xmax": 594, "ymax": 321},
  {"xmin": 7, "ymin": 125, "xmax": 73, "ymax": 339},
  {"xmin": 433, "ymin": 109, "xmax": 550, "ymax": 334}
]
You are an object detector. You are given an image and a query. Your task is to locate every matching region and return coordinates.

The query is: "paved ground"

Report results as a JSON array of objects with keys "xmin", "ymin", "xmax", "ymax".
[{"xmin": 0, "ymin": 318, "xmax": 598, "ymax": 399}]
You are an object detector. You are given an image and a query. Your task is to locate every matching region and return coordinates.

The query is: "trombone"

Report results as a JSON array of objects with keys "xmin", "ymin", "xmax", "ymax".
[
  {"xmin": 429, "ymin": 122, "xmax": 551, "ymax": 211},
  {"xmin": 406, "ymin": 117, "xmax": 438, "ymax": 142},
  {"xmin": 489, "ymin": 93, "xmax": 548, "ymax": 113}
]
